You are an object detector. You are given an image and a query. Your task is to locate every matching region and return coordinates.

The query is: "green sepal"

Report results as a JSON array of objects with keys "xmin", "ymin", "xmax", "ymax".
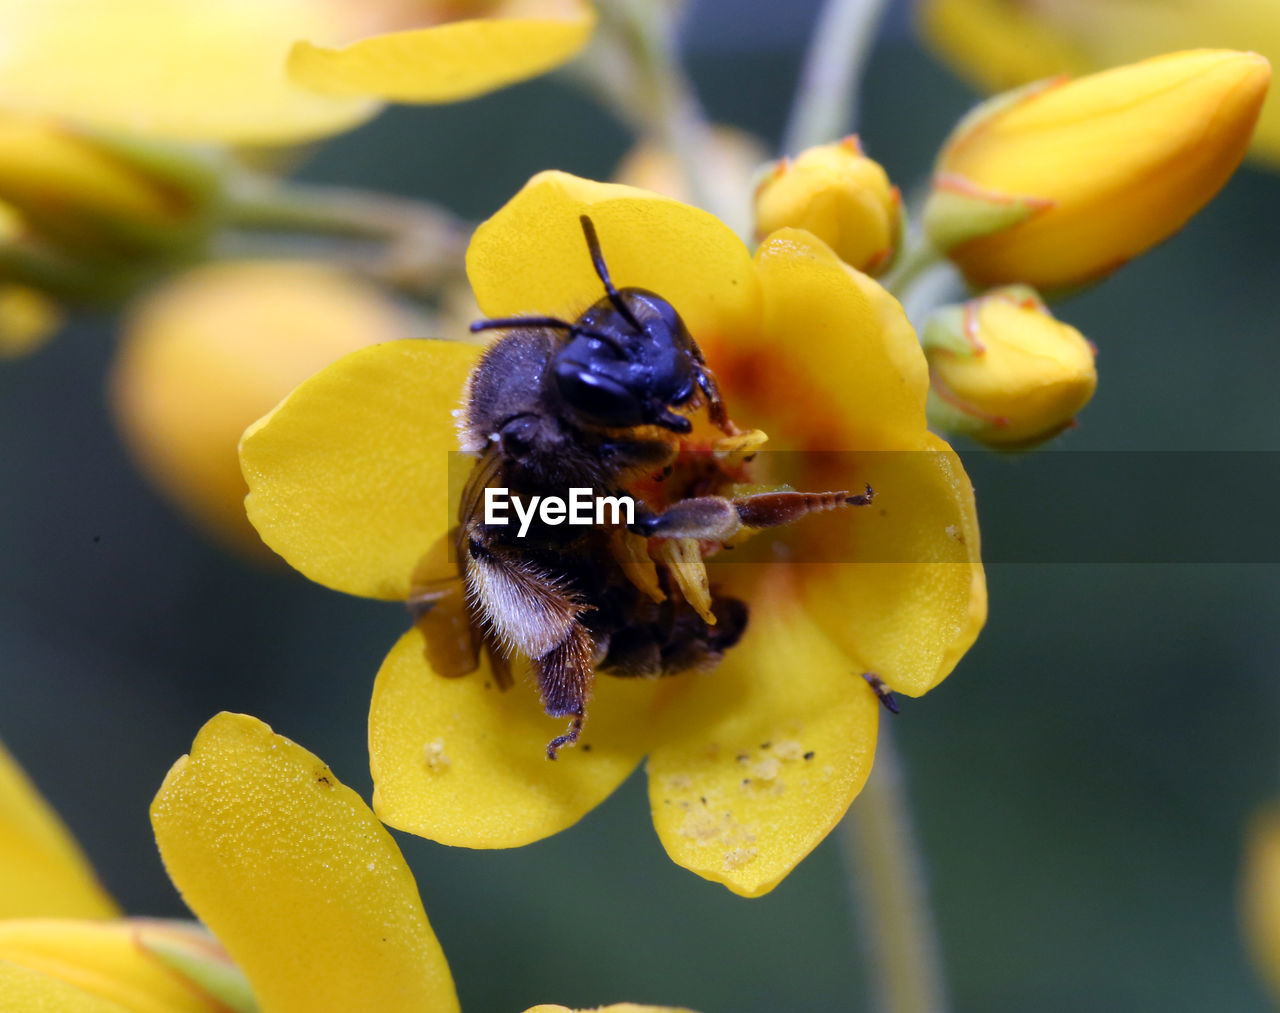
[
  {"xmin": 920, "ymin": 303, "xmax": 972, "ymax": 356},
  {"xmin": 135, "ymin": 921, "xmax": 259, "ymax": 1013},
  {"xmin": 922, "ymin": 177, "xmax": 1049, "ymax": 252}
]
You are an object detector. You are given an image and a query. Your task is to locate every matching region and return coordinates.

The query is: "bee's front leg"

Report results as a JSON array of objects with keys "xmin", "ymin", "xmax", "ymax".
[{"xmin": 630, "ymin": 484, "xmax": 875, "ymax": 541}]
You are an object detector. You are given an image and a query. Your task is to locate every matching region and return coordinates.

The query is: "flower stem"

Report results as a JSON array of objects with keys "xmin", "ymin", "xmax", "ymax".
[
  {"xmin": 783, "ymin": 0, "xmax": 895, "ymax": 154},
  {"xmin": 882, "ymin": 237, "xmax": 943, "ymax": 300},
  {"xmin": 221, "ymin": 173, "xmax": 470, "ymax": 295},
  {"xmin": 841, "ymin": 724, "xmax": 949, "ymax": 1013}
]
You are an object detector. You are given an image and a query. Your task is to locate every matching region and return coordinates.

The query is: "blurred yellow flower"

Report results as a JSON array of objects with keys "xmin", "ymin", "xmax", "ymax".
[
  {"xmin": 110, "ymin": 261, "xmax": 412, "ymax": 557},
  {"xmin": 923, "ymin": 285, "xmax": 1096, "ymax": 447},
  {"xmin": 918, "ymin": 0, "xmax": 1280, "ymax": 167},
  {"xmin": 613, "ymin": 126, "xmax": 768, "ymax": 238},
  {"xmin": 0, "ymin": 718, "xmax": 698, "ymax": 1013},
  {"xmin": 240, "ymin": 171, "xmax": 985, "ymax": 896},
  {"xmin": 753, "ymin": 136, "xmax": 902, "ymax": 276},
  {"xmin": 0, "ymin": 286, "xmax": 61, "ymax": 359},
  {"xmin": 0, "ymin": 0, "xmax": 595, "ymax": 146},
  {"xmin": 922, "ymin": 50, "xmax": 1270, "ymax": 291},
  {"xmin": 1244, "ymin": 805, "xmax": 1280, "ymax": 1002}
]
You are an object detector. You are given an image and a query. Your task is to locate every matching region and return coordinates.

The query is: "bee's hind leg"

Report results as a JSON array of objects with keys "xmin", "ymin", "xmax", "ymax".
[{"xmin": 535, "ymin": 623, "xmax": 595, "ymax": 760}]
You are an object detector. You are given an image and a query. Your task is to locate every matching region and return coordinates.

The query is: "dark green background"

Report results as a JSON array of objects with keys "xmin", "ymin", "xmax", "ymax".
[{"xmin": 2, "ymin": 2, "xmax": 1278, "ymax": 1010}]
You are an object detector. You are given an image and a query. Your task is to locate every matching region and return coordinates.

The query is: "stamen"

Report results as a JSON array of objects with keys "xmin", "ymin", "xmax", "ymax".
[
  {"xmin": 609, "ymin": 528, "xmax": 666, "ymax": 603},
  {"xmin": 657, "ymin": 538, "xmax": 716, "ymax": 625}
]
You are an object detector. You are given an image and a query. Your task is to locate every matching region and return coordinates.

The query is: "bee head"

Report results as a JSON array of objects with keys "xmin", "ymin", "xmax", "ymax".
[
  {"xmin": 468, "ymin": 215, "xmax": 709, "ymax": 434},
  {"xmin": 552, "ymin": 284, "xmax": 701, "ymax": 433}
]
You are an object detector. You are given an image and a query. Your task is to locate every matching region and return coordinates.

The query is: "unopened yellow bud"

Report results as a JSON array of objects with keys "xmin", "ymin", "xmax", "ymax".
[
  {"xmin": 924, "ymin": 286, "xmax": 1096, "ymax": 447},
  {"xmin": 0, "ymin": 113, "xmax": 220, "ymax": 260},
  {"xmin": 1244, "ymin": 805, "xmax": 1280, "ymax": 1003},
  {"xmin": 923, "ymin": 50, "xmax": 1271, "ymax": 291},
  {"xmin": 754, "ymin": 137, "xmax": 902, "ymax": 275},
  {"xmin": 110, "ymin": 262, "xmax": 410, "ymax": 557}
]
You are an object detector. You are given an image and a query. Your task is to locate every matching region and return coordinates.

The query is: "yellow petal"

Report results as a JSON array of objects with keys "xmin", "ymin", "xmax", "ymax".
[
  {"xmin": 467, "ymin": 171, "xmax": 762, "ymax": 346},
  {"xmin": 0, "ymin": 0, "xmax": 379, "ymax": 144},
  {"xmin": 0, "ymin": 741, "xmax": 117, "ymax": 920},
  {"xmin": 794, "ymin": 433, "xmax": 987, "ymax": 697},
  {"xmin": 646, "ymin": 573, "xmax": 880, "ymax": 897},
  {"xmin": 0, "ymin": 920, "xmax": 223, "ymax": 1013},
  {"xmin": 150, "ymin": 712, "xmax": 459, "ymax": 1013},
  {"xmin": 916, "ymin": 0, "xmax": 1089, "ymax": 93},
  {"xmin": 112, "ymin": 261, "xmax": 409, "ymax": 559},
  {"xmin": 290, "ymin": 1, "xmax": 595, "ymax": 102},
  {"xmin": 710, "ymin": 228, "xmax": 926, "ymax": 450},
  {"xmin": 240, "ymin": 339, "xmax": 479, "ymax": 600},
  {"xmin": 0, "ymin": 960, "xmax": 134, "ymax": 1013},
  {"xmin": 370, "ymin": 624, "xmax": 658, "ymax": 847}
]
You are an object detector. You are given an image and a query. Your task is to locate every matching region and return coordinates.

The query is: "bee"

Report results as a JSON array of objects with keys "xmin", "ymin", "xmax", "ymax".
[{"xmin": 435, "ymin": 215, "xmax": 872, "ymax": 758}]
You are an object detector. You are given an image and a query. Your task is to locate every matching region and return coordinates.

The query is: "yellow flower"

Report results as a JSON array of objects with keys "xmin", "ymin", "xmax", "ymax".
[
  {"xmin": 0, "ymin": 716, "xmax": 697, "ymax": 1013},
  {"xmin": 0, "ymin": 0, "xmax": 596, "ymax": 145},
  {"xmin": 923, "ymin": 285, "xmax": 1097, "ymax": 447},
  {"xmin": 753, "ymin": 136, "xmax": 902, "ymax": 276},
  {"xmin": 922, "ymin": 50, "xmax": 1270, "ymax": 292},
  {"xmin": 918, "ymin": 0, "xmax": 1280, "ymax": 167},
  {"xmin": 1244, "ymin": 804, "xmax": 1280, "ymax": 1002},
  {"xmin": 613, "ymin": 126, "xmax": 769, "ymax": 238},
  {"xmin": 110, "ymin": 261, "xmax": 412, "ymax": 557},
  {"xmin": 240, "ymin": 171, "xmax": 986, "ymax": 896}
]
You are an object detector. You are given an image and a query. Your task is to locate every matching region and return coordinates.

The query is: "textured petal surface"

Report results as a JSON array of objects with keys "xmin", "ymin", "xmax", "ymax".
[
  {"xmin": 370, "ymin": 624, "xmax": 658, "ymax": 847},
  {"xmin": 241, "ymin": 339, "xmax": 478, "ymax": 600},
  {"xmin": 290, "ymin": 1, "xmax": 595, "ymax": 102},
  {"xmin": 709, "ymin": 229, "xmax": 927, "ymax": 450},
  {"xmin": 647, "ymin": 573, "xmax": 880, "ymax": 897},
  {"xmin": 794, "ymin": 434, "xmax": 986, "ymax": 697},
  {"xmin": 467, "ymin": 171, "xmax": 761, "ymax": 345},
  {"xmin": 0, "ymin": 921, "xmax": 220, "ymax": 1013},
  {"xmin": 0, "ymin": 742, "xmax": 117, "ymax": 920},
  {"xmin": 151, "ymin": 713, "xmax": 459, "ymax": 1013},
  {"xmin": 0, "ymin": 960, "xmax": 133, "ymax": 1013},
  {"xmin": 0, "ymin": 0, "xmax": 379, "ymax": 144}
]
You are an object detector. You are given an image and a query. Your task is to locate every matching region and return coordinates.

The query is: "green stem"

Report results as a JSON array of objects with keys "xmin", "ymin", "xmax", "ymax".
[
  {"xmin": 582, "ymin": 0, "xmax": 738, "ymax": 228},
  {"xmin": 882, "ymin": 237, "xmax": 943, "ymax": 301},
  {"xmin": 783, "ymin": 0, "xmax": 895, "ymax": 154},
  {"xmin": 222, "ymin": 174, "xmax": 471, "ymax": 295},
  {"xmin": 841, "ymin": 724, "xmax": 949, "ymax": 1013}
]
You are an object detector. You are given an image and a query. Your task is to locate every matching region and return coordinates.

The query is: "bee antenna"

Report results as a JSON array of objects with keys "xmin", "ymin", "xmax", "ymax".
[
  {"xmin": 579, "ymin": 214, "xmax": 644, "ymax": 334},
  {"xmin": 470, "ymin": 314, "xmax": 626, "ymax": 355}
]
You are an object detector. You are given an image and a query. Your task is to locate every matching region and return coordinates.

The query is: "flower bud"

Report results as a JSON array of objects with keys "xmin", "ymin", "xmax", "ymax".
[
  {"xmin": 110, "ymin": 262, "xmax": 410, "ymax": 557},
  {"xmin": 0, "ymin": 113, "xmax": 221, "ymax": 261},
  {"xmin": 922, "ymin": 50, "xmax": 1271, "ymax": 291},
  {"xmin": 754, "ymin": 136, "xmax": 902, "ymax": 275},
  {"xmin": 924, "ymin": 286, "xmax": 1096, "ymax": 447}
]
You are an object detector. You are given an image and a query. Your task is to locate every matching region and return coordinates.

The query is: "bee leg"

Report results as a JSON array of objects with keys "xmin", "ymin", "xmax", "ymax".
[
  {"xmin": 732, "ymin": 485, "xmax": 875, "ymax": 529},
  {"xmin": 536, "ymin": 623, "xmax": 595, "ymax": 760},
  {"xmin": 695, "ymin": 365, "xmax": 735, "ymax": 434},
  {"xmin": 630, "ymin": 497, "xmax": 742, "ymax": 541}
]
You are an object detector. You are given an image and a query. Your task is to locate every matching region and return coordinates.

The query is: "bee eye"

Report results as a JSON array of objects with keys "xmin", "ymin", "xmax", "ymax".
[{"xmin": 555, "ymin": 364, "xmax": 645, "ymax": 426}]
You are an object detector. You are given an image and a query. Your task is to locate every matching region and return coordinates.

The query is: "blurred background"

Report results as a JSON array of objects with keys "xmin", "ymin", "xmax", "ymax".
[{"xmin": 3, "ymin": 0, "xmax": 1280, "ymax": 1010}]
